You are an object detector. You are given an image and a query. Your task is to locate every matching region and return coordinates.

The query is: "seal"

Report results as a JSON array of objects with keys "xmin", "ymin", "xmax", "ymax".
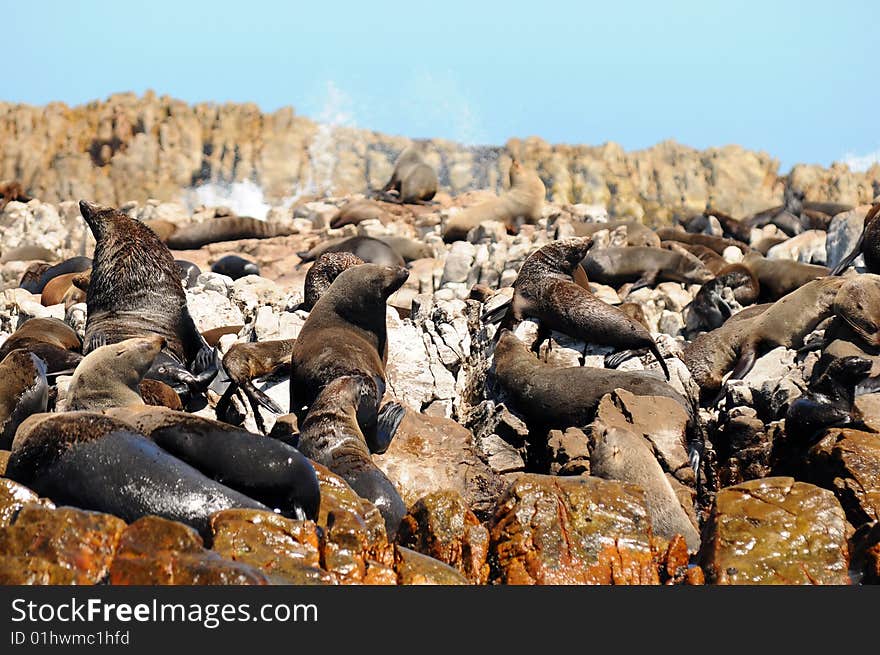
[
  {"xmin": 103, "ymin": 405, "xmax": 319, "ymax": 522},
  {"xmin": 290, "ymin": 263, "xmax": 409, "ymax": 453},
  {"xmin": 492, "ymin": 329, "xmax": 691, "ymax": 432},
  {"xmin": 580, "ymin": 246, "xmax": 714, "ymax": 291},
  {"xmin": 0, "ymin": 350, "xmax": 48, "ymax": 449},
  {"xmin": 377, "ymin": 145, "xmax": 438, "ymax": 204},
  {"xmin": 40, "ymin": 271, "xmax": 83, "ymax": 307},
  {"xmin": 297, "ymin": 235, "xmax": 405, "ymax": 268},
  {"xmin": 67, "ymin": 335, "xmax": 166, "ymax": 411},
  {"xmin": 785, "ymin": 355, "xmax": 874, "ymax": 442},
  {"xmin": 683, "ymin": 209, "xmax": 752, "ymax": 243},
  {"xmin": 0, "ymin": 180, "xmax": 31, "ymax": 211},
  {"xmin": 138, "ymin": 379, "xmax": 183, "ymax": 410},
  {"xmin": 302, "ymin": 252, "xmax": 365, "ymax": 311},
  {"xmin": 682, "ymin": 277, "xmax": 849, "ymax": 397},
  {"xmin": 211, "ymin": 254, "xmax": 260, "ymax": 280},
  {"xmin": 0, "ymin": 317, "xmax": 82, "ymax": 375},
  {"xmin": 374, "ymin": 236, "xmax": 434, "ymax": 262},
  {"xmin": 591, "ymin": 425, "xmax": 701, "ymax": 550},
  {"xmin": 175, "ymin": 260, "xmax": 202, "ymax": 288},
  {"xmin": 569, "ymin": 220, "xmax": 661, "ymax": 248},
  {"xmin": 165, "ymin": 216, "xmax": 295, "ymax": 250},
  {"xmin": 0, "ymin": 245, "xmax": 58, "ymax": 264},
  {"xmin": 504, "ymin": 237, "xmax": 671, "ymax": 379},
  {"xmin": 831, "ymin": 203, "xmax": 880, "ymax": 275},
  {"xmin": 298, "ymin": 375, "xmax": 406, "ymax": 536},
  {"xmin": 329, "ymin": 199, "xmax": 391, "ymax": 229},
  {"xmin": 741, "ymin": 252, "xmax": 828, "ymax": 301},
  {"xmin": 200, "ymin": 324, "xmax": 245, "ymax": 347},
  {"xmin": 655, "ymin": 228, "xmax": 751, "ymax": 255},
  {"xmin": 661, "ymin": 241, "xmax": 727, "ymax": 275},
  {"xmin": 443, "ymin": 159, "xmax": 545, "ymax": 242},
  {"xmin": 685, "ymin": 263, "xmax": 760, "ymax": 333},
  {"xmin": 79, "ymin": 200, "xmax": 215, "ymax": 390},
  {"xmin": 5, "ymin": 412, "xmax": 270, "ymax": 539},
  {"xmin": 19, "ymin": 256, "xmax": 92, "ymax": 294}
]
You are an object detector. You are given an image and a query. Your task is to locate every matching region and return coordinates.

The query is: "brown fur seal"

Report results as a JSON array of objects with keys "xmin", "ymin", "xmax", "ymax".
[
  {"xmin": 377, "ymin": 145, "xmax": 438, "ymax": 204},
  {"xmin": 656, "ymin": 228, "xmax": 751, "ymax": 255},
  {"xmin": 661, "ymin": 241, "xmax": 727, "ymax": 275},
  {"xmin": 443, "ymin": 159, "xmax": 545, "ymax": 242},
  {"xmin": 0, "ymin": 245, "xmax": 58, "ymax": 264},
  {"xmin": 741, "ymin": 252, "xmax": 828, "ymax": 301},
  {"xmin": 297, "ymin": 236, "xmax": 405, "ymax": 268},
  {"xmin": 40, "ymin": 272, "xmax": 82, "ymax": 307},
  {"xmin": 591, "ymin": 425, "xmax": 701, "ymax": 550},
  {"xmin": 831, "ymin": 203, "xmax": 880, "ymax": 275},
  {"xmin": 19, "ymin": 256, "xmax": 92, "ymax": 294},
  {"xmin": 303, "ymin": 252, "xmax": 365, "ymax": 311},
  {"xmin": 686, "ymin": 263, "xmax": 760, "ymax": 332},
  {"xmin": 210, "ymin": 255, "xmax": 259, "ymax": 280},
  {"xmin": 683, "ymin": 209, "xmax": 752, "ymax": 243},
  {"xmin": 581, "ymin": 246, "xmax": 714, "ymax": 291},
  {"xmin": 375, "ymin": 236, "xmax": 434, "ymax": 262},
  {"xmin": 291, "ymin": 263, "xmax": 409, "ymax": 452},
  {"xmin": 5, "ymin": 412, "xmax": 272, "ymax": 539},
  {"xmin": 570, "ymin": 220, "xmax": 661, "ymax": 248},
  {"xmin": 79, "ymin": 200, "xmax": 214, "ymax": 389},
  {"xmin": 201, "ymin": 324, "xmax": 245, "ymax": 347},
  {"xmin": 298, "ymin": 375, "xmax": 406, "ymax": 536},
  {"xmin": 492, "ymin": 329, "xmax": 690, "ymax": 431},
  {"xmin": 329, "ymin": 199, "xmax": 391, "ymax": 229},
  {"xmin": 504, "ymin": 237, "xmax": 670, "ymax": 379},
  {"xmin": 138, "ymin": 379, "xmax": 184, "ymax": 410},
  {"xmin": 0, "ymin": 350, "xmax": 48, "ymax": 449},
  {"xmin": 164, "ymin": 216, "xmax": 295, "ymax": 250},
  {"xmin": 683, "ymin": 277, "xmax": 848, "ymax": 396},
  {"xmin": 0, "ymin": 317, "xmax": 82, "ymax": 375},
  {"xmin": 67, "ymin": 335, "xmax": 165, "ymax": 411}
]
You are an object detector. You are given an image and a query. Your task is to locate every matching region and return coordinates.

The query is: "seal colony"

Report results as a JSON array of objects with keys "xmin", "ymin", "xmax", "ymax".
[{"xmin": 2, "ymin": 144, "xmax": 879, "ymax": 585}]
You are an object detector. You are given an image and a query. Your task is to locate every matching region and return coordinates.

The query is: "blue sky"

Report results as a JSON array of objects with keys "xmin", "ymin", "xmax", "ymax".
[{"xmin": 3, "ymin": 1, "xmax": 877, "ymax": 172}]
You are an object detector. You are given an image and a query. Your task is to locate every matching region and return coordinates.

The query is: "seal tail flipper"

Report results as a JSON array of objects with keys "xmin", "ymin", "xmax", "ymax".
[
  {"xmin": 242, "ymin": 380, "xmax": 283, "ymax": 415},
  {"xmin": 626, "ymin": 270, "xmax": 658, "ymax": 295},
  {"xmin": 830, "ymin": 229, "xmax": 865, "ymax": 275},
  {"xmin": 604, "ymin": 348, "xmax": 643, "ymax": 369},
  {"xmin": 728, "ymin": 343, "xmax": 758, "ymax": 382},
  {"xmin": 372, "ymin": 401, "xmax": 406, "ymax": 455},
  {"xmin": 649, "ymin": 341, "xmax": 671, "ymax": 380}
]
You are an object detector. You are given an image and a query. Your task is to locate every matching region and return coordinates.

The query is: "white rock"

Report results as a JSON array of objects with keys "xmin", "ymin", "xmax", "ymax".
[{"xmin": 722, "ymin": 246, "xmax": 744, "ymax": 263}]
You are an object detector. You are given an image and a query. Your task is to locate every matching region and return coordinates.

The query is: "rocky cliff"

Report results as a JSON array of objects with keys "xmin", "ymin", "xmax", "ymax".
[{"xmin": 2, "ymin": 91, "xmax": 878, "ymax": 223}]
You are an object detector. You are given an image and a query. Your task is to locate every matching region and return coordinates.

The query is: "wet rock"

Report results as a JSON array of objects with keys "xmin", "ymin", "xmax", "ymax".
[
  {"xmin": 0, "ymin": 556, "xmax": 78, "ymax": 585},
  {"xmin": 714, "ymin": 415, "xmax": 777, "ymax": 487},
  {"xmin": 394, "ymin": 545, "xmax": 469, "ymax": 584},
  {"xmin": 397, "ymin": 491, "xmax": 490, "ymax": 584},
  {"xmin": 109, "ymin": 516, "xmax": 268, "ymax": 585},
  {"xmin": 547, "ymin": 427, "xmax": 591, "ymax": 476},
  {"xmin": 374, "ymin": 410, "xmax": 504, "ymax": 520},
  {"xmin": 0, "ymin": 477, "xmax": 53, "ymax": 527},
  {"xmin": 313, "ymin": 462, "xmax": 388, "ymax": 548},
  {"xmin": 210, "ymin": 509, "xmax": 333, "ymax": 585},
  {"xmin": 0, "ymin": 506, "xmax": 126, "ymax": 584},
  {"xmin": 320, "ymin": 508, "xmax": 396, "ymax": 585},
  {"xmin": 700, "ymin": 477, "xmax": 851, "ymax": 585},
  {"xmin": 807, "ymin": 429, "xmax": 880, "ymax": 526},
  {"xmin": 0, "ymin": 451, "xmax": 9, "ymax": 476}
]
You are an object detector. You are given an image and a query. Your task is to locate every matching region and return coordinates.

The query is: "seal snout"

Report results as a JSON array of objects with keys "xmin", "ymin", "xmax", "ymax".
[{"xmin": 386, "ymin": 266, "xmax": 410, "ymax": 294}]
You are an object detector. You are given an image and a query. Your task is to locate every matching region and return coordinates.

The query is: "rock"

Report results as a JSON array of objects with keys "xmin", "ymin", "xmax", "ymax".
[
  {"xmin": 108, "ymin": 516, "xmax": 268, "ymax": 585},
  {"xmin": 397, "ymin": 491, "xmax": 490, "ymax": 584},
  {"xmin": 489, "ymin": 473, "xmax": 675, "ymax": 585},
  {"xmin": 0, "ymin": 451, "xmax": 8, "ymax": 476},
  {"xmin": 320, "ymin": 507, "xmax": 396, "ymax": 585},
  {"xmin": 394, "ymin": 545, "xmax": 469, "ymax": 584},
  {"xmin": 722, "ymin": 245, "xmax": 743, "ymax": 263},
  {"xmin": 739, "ymin": 346, "xmax": 798, "ymax": 417},
  {"xmin": 374, "ymin": 410, "xmax": 504, "ymax": 520},
  {"xmin": 441, "ymin": 241, "xmax": 476, "ymax": 285},
  {"xmin": 826, "ymin": 206, "xmax": 870, "ymax": 271},
  {"xmin": 547, "ymin": 427, "xmax": 591, "ymax": 476},
  {"xmin": 807, "ymin": 429, "xmax": 880, "ymax": 526},
  {"xmin": 313, "ymin": 462, "xmax": 388, "ymax": 548},
  {"xmin": 210, "ymin": 509, "xmax": 333, "ymax": 584},
  {"xmin": 767, "ymin": 229, "xmax": 827, "ymax": 265},
  {"xmin": 186, "ymin": 287, "xmax": 245, "ymax": 331},
  {"xmin": 0, "ymin": 506, "xmax": 126, "ymax": 584},
  {"xmin": 700, "ymin": 477, "xmax": 851, "ymax": 585},
  {"xmin": 0, "ymin": 477, "xmax": 53, "ymax": 528}
]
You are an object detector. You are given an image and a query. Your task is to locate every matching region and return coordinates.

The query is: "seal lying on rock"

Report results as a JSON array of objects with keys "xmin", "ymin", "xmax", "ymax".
[
  {"xmin": 19, "ymin": 256, "xmax": 92, "ymax": 294},
  {"xmin": 79, "ymin": 200, "xmax": 215, "ymax": 391},
  {"xmin": 741, "ymin": 252, "xmax": 828, "ymax": 301},
  {"xmin": 376, "ymin": 145, "xmax": 438, "ymax": 205},
  {"xmin": 569, "ymin": 220, "xmax": 661, "ymax": 248},
  {"xmin": 210, "ymin": 255, "xmax": 259, "ymax": 280},
  {"xmin": 0, "ymin": 350, "xmax": 48, "ymax": 449},
  {"xmin": 581, "ymin": 246, "xmax": 714, "ymax": 291},
  {"xmin": 443, "ymin": 159, "xmax": 545, "ymax": 242},
  {"xmin": 0, "ymin": 317, "xmax": 82, "ymax": 375},
  {"xmin": 164, "ymin": 215, "xmax": 296, "ymax": 249},
  {"xmin": 686, "ymin": 264, "xmax": 760, "ymax": 333},
  {"xmin": 297, "ymin": 236, "xmax": 405, "ymax": 268},
  {"xmin": 298, "ymin": 375, "xmax": 406, "ymax": 536}
]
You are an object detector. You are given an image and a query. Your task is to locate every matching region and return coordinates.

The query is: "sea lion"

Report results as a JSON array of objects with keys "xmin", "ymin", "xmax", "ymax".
[
  {"xmin": 297, "ymin": 236, "xmax": 405, "ymax": 268},
  {"xmin": 175, "ymin": 260, "xmax": 202, "ymax": 288},
  {"xmin": 0, "ymin": 317, "xmax": 82, "ymax": 375},
  {"xmin": 377, "ymin": 145, "xmax": 438, "ymax": 204},
  {"xmin": 580, "ymin": 246, "xmax": 713, "ymax": 291},
  {"xmin": 0, "ymin": 350, "xmax": 48, "ymax": 449},
  {"xmin": 682, "ymin": 277, "xmax": 848, "ymax": 396},
  {"xmin": 741, "ymin": 252, "xmax": 828, "ymax": 301},
  {"xmin": 655, "ymin": 228, "xmax": 751, "ymax": 255},
  {"xmin": 685, "ymin": 264, "xmax": 760, "ymax": 332},
  {"xmin": 503, "ymin": 237, "xmax": 670, "ymax": 379},
  {"xmin": 19, "ymin": 256, "xmax": 92, "ymax": 294},
  {"xmin": 302, "ymin": 252, "xmax": 365, "ymax": 311},
  {"xmin": 443, "ymin": 159, "xmax": 545, "ymax": 242},
  {"xmin": 103, "ymin": 405, "xmax": 319, "ymax": 522},
  {"xmin": 492, "ymin": 329, "xmax": 690, "ymax": 432},
  {"xmin": 785, "ymin": 355, "xmax": 874, "ymax": 442},
  {"xmin": 210, "ymin": 254, "xmax": 259, "ymax": 280},
  {"xmin": 329, "ymin": 199, "xmax": 391, "ymax": 229},
  {"xmin": 79, "ymin": 200, "xmax": 214, "ymax": 390},
  {"xmin": 67, "ymin": 335, "xmax": 165, "ymax": 411},
  {"xmin": 591, "ymin": 425, "xmax": 701, "ymax": 550},
  {"xmin": 290, "ymin": 264, "xmax": 409, "ymax": 453},
  {"xmin": 0, "ymin": 245, "xmax": 58, "ymax": 264},
  {"xmin": 164, "ymin": 216, "xmax": 295, "ymax": 250},
  {"xmin": 5, "ymin": 412, "xmax": 270, "ymax": 539},
  {"xmin": 661, "ymin": 241, "xmax": 727, "ymax": 275},
  {"xmin": 298, "ymin": 375, "xmax": 406, "ymax": 536},
  {"xmin": 831, "ymin": 203, "xmax": 880, "ymax": 275},
  {"xmin": 568, "ymin": 221, "xmax": 661, "ymax": 248}
]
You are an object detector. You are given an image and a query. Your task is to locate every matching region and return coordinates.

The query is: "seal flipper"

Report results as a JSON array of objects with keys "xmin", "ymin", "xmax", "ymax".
[
  {"xmin": 648, "ymin": 341, "xmax": 671, "ymax": 380},
  {"xmin": 627, "ymin": 269, "xmax": 659, "ymax": 294},
  {"xmin": 371, "ymin": 401, "xmax": 406, "ymax": 454},
  {"xmin": 831, "ymin": 228, "xmax": 865, "ymax": 275},
  {"xmin": 713, "ymin": 342, "xmax": 758, "ymax": 404},
  {"xmin": 85, "ymin": 333, "xmax": 108, "ymax": 353},
  {"xmin": 604, "ymin": 348, "xmax": 645, "ymax": 369}
]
